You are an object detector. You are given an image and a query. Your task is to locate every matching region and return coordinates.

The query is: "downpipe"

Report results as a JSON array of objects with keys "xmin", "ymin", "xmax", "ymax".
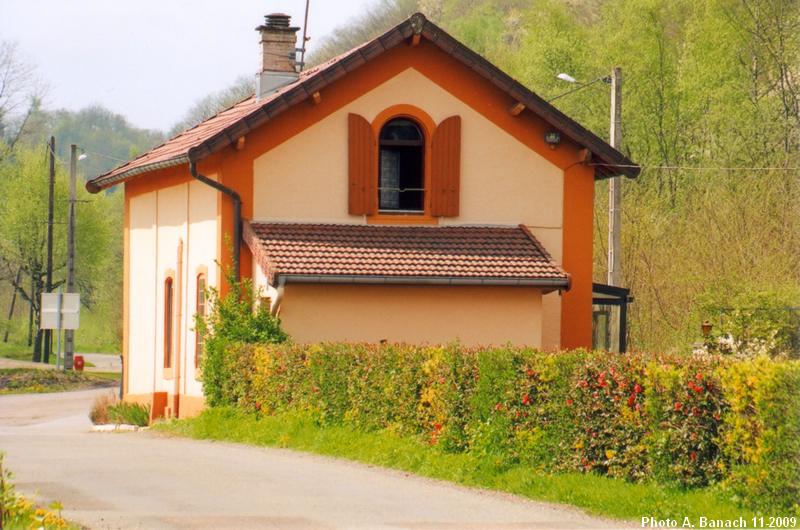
[{"xmin": 189, "ymin": 162, "xmax": 242, "ymax": 281}]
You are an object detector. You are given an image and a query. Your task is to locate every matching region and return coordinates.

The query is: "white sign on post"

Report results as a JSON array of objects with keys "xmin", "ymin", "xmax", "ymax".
[{"xmin": 41, "ymin": 292, "xmax": 80, "ymax": 330}]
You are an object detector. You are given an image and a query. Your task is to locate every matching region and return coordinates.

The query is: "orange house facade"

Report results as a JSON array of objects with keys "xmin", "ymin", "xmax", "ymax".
[{"xmin": 88, "ymin": 13, "xmax": 639, "ymax": 418}]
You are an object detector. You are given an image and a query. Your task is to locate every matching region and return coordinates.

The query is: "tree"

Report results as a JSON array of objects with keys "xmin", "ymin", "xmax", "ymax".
[
  {"xmin": 0, "ymin": 41, "xmax": 44, "ymax": 145},
  {"xmin": 0, "ymin": 146, "xmax": 117, "ymax": 360}
]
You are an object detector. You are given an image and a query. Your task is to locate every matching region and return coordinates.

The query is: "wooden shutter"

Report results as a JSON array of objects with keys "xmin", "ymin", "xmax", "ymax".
[
  {"xmin": 348, "ymin": 113, "xmax": 377, "ymax": 215},
  {"xmin": 430, "ymin": 115, "xmax": 461, "ymax": 217}
]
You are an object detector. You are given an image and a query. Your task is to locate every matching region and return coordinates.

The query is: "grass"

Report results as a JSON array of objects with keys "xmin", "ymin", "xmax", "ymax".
[
  {"xmin": 0, "ymin": 342, "xmax": 104, "ymax": 367},
  {"xmin": 0, "ymin": 368, "xmax": 118, "ymax": 395},
  {"xmin": 155, "ymin": 408, "xmax": 769, "ymax": 525}
]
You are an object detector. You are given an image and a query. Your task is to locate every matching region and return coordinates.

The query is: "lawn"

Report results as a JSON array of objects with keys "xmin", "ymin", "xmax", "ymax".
[
  {"xmin": 156, "ymin": 408, "xmax": 766, "ymax": 525},
  {"xmin": 0, "ymin": 368, "xmax": 119, "ymax": 394}
]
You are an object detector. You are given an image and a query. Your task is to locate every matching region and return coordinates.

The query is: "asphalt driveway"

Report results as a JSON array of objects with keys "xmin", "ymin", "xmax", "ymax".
[{"xmin": 0, "ymin": 389, "xmax": 623, "ymax": 529}]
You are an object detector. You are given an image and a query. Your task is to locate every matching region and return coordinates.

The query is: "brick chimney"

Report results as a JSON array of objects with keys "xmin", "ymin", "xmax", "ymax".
[{"xmin": 255, "ymin": 13, "xmax": 300, "ymax": 99}]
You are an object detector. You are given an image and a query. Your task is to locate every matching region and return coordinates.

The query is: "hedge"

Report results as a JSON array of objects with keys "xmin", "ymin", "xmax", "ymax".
[{"xmin": 210, "ymin": 343, "xmax": 800, "ymax": 511}]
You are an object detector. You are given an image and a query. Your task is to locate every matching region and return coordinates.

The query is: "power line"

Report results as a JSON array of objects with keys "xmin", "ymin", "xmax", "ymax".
[{"xmin": 591, "ymin": 162, "xmax": 800, "ymax": 172}]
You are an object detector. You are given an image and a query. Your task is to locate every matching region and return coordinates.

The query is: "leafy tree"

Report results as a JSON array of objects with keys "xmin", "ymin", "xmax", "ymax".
[{"xmin": 0, "ymin": 146, "xmax": 118, "ymax": 359}]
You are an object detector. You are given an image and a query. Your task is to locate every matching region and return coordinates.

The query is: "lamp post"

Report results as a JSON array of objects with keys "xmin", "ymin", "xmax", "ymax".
[{"xmin": 556, "ymin": 68, "xmax": 624, "ymax": 351}]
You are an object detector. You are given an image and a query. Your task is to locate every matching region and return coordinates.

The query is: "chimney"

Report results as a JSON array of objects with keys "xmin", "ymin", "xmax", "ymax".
[{"xmin": 255, "ymin": 13, "xmax": 300, "ymax": 99}]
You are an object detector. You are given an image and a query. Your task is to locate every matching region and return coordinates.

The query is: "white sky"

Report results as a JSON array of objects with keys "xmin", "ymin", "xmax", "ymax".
[{"xmin": 0, "ymin": 0, "xmax": 376, "ymax": 131}]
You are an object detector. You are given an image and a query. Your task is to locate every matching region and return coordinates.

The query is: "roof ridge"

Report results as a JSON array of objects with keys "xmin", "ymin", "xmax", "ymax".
[{"xmin": 87, "ymin": 11, "xmax": 638, "ymax": 193}]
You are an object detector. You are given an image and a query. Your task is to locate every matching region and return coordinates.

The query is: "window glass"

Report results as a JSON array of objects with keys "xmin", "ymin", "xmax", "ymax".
[
  {"xmin": 164, "ymin": 278, "xmax": 173, "ymax": 369},
  {"xmin": 379, "ymin": 118, "xmax": 424, "ymax": 212}
]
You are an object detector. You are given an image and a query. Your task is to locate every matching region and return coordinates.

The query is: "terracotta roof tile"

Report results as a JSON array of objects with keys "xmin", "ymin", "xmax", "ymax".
[{"xmin": 244, "ymin": 222, "xmax": 569, "ymax": 287}]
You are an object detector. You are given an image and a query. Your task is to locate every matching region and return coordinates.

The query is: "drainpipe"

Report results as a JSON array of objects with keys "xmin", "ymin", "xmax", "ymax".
[
  {"xmin": 270, "ymin": 277, "xmax": 286, "ymax": 316},
  {"xmin": 189, "ymin": 162, "xmax": 242, "ymax": 281}
]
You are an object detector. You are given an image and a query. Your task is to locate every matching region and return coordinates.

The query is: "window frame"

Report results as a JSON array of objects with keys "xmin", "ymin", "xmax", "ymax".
[{"xmin": 369, "ymin": 105, "xmax": 438, "ymax": 224}]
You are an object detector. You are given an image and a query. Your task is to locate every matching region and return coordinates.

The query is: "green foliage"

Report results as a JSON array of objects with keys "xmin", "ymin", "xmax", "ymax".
[
  {"xmin": 719, "ymin": 357, "xmax": 800, "ymax": 511},
  {"xmin": 195, "ymin": 268, "xmax": 287, "ymax": 407},
  {"xmin": 0, "ymin": 145, "xmax": 123, "ymax": 356},
  {"xmin": 216, "ymin": 342, "xmax": 800, "ymax": 512},
  {"xmin": 107, "ymin": 402, "xmax": 150, "ymax": 427},
  {"xmin": 698, "ymin": 287, "xmax": 800, "ymax": 358}
]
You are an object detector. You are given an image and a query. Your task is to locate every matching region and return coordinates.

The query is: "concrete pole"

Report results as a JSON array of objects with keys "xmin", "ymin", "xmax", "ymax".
[
  {"xmin": 608, "ymin": 67, "xmax": 622, "ymax": 286},
  {"xmin": 608, "ymin": 67, "xmax": 623, "ymax": 351},
  {"xmin": 43, "ymin": 136, "xmax": 56, "ymax": 364},
  {"xmin": 64, "ymin": 144, "xmax": 77, "ymax": 370}
]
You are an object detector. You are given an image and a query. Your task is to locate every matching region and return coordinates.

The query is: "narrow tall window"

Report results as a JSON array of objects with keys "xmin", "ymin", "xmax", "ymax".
[
  {"xmin": 195, "ymin": 273, "xmax": 207, "ymax": 367},
  {"xmin": 164, "ymin": 277, "xmax": 174, "ymax": 369},
  {"xmin": 378, "ymin": 118, "xmax": 424, "ymax": 212}
]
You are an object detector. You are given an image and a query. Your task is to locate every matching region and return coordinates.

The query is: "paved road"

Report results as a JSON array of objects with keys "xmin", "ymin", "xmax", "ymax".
[{"xmin": 0, "ymin": 389, "xmax": 625, "ymax": 529}]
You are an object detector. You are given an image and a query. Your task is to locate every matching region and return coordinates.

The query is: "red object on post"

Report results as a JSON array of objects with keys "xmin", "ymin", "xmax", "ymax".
[{"xmin": 73, "ymin": 355, "xmax": 84, "ymax": 371}]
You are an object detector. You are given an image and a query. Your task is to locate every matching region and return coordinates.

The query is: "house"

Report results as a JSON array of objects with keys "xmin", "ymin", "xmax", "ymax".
[{"xmin": 87, "ymin": 13, "xmax": 639, "ymax": 418}]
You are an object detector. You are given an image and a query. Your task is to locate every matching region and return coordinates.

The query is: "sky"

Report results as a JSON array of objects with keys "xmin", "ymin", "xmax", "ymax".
[{"xmin": 0, "ymin": 0, "xmax": 375, "ymax": 132}]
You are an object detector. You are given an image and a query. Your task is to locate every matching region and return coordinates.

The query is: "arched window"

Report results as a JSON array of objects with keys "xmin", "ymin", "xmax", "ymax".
[
  {"xmin": 378, "ymin": 118, "xmax": 424, "ymax": 212},
  {"xmin": 163, "ymin": 277, "xmax": 174, "ymax": 369},
  {"xmin": 195, "ymin": 273, "xmax": 207, "ymax": 367}
]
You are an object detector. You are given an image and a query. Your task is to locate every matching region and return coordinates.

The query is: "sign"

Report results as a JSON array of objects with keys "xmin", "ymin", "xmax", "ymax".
[{"xmin": 41, "ymin": 292, "xmax": 80, "ymax": 330}]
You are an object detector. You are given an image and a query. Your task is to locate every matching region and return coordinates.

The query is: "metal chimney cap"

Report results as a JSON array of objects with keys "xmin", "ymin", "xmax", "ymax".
[{"xmin": 260, "ymin": 13, "xmax": 292, "ymax": 30}]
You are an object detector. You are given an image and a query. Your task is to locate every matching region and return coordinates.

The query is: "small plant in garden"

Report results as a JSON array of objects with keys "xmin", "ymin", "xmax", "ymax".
[
  {"xmin": 1, "ymin": 453, "xmax": 73, "ymax": 529},
  {"xmin": 89, "ymin": 392, "xmax": 118, "ymax": 424},
  {"xmin": 195, "ymin": 266, "xmax": 287, "ymax": 407},
  {"xmin": 107, "ymin": 402, "xmax": 150, "ymax": 427}
]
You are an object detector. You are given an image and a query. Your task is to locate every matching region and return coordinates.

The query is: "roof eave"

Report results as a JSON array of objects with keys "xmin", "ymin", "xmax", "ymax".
[
  {"xmin": 277, "ymin": 273, "xmax": 570, "ymax": 288},
  {"xmin": 85, "ymin": 155, "xmax": 189, "ymax": 193}
]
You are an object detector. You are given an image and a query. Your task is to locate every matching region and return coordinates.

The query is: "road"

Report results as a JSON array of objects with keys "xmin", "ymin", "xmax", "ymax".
[{"xmin": 0, "ymin": 389, "xmax": 624, "ymax": 529}]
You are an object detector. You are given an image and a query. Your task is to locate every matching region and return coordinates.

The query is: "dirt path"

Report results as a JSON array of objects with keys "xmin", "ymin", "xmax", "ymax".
[{"xmin": 0, "ymin": 389, "xmax": 626, "ymax": 529}]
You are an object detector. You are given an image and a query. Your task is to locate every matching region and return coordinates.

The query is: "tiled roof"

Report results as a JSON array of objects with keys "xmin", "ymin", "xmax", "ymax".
[
  {"xmin": 87, "ymin": 13, "xmax": 639, "ymax": 192},
  {"xmin": 244, "ymin": 222, "xmax": 570, "ymax": 288}
]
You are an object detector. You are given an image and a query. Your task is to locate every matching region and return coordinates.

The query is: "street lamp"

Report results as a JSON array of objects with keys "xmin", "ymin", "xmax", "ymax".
[
  {"xmin": 554, "ymin": 68, "xmax": 625, "ymax": 352},
  {"xmin": 548, "ymin": 72, "xmax": 612, "ymax": 102}
]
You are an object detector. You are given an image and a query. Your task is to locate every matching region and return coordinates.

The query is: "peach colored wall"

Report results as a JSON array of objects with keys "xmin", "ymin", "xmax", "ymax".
[
  {"xmin": 126, "ymin": 179, "xmax": 218, "ymax": 400},
  {"xmin": 128, "ymin": 192, "xmax": 157, "ymax": 395},
  {"xmin": 279, "ymin": 284, "xmax": 543, "ymax": 347},
  {"xmin": 253, "ymin": 68, "xmax": 564, "ymax": 349}
]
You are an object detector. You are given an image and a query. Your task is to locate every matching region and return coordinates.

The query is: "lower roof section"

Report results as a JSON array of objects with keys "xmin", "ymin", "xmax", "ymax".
[{"xmin": 244, "ymin": 221, "xmax": 570, "ymax": 289}]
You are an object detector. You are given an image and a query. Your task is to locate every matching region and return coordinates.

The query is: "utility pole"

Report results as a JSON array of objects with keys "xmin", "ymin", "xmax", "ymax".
[
  {"xmin": 64, "ymin": 144, "xmax": 77, "ymax": 370},
  {"xmin": 43, "ymin": 135, "xmax": 56, "ymax": 364},
  {"xmin": 607, "ymin": 67, "xmax": 622, "ymax": 286},
  {"xmin": 608, "ymin": 67, "xmax": 622, "ymax": 350}
]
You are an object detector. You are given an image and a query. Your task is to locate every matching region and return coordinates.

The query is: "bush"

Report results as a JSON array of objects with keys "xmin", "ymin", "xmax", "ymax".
[
  {"xmin": 89, "ymin": 392, "xmax": 118, "ymax": 424},
  {"xmin": 210, "ymin": 342, "xmax": 799, "ymax": 512},
  {"xmin": 107, "ymin": 402, "xmax": 150, "ymax": 427},
  {"xmin": 195, "ymin": 268, "xmax": 287, "ymax": 407}
]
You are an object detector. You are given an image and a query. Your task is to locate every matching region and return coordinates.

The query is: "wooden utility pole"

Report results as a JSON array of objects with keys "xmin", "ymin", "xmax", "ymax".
[
  {"xmin": 608, "ymin": 67, "xmax": 622, "ymax": 350},
  {"xmin": 64, "ymin": 144, "xmax": 77, "ymax": 369},
  {"xmin": 43, "ymin": 135, "xmax": 56, "ymax": 364}
]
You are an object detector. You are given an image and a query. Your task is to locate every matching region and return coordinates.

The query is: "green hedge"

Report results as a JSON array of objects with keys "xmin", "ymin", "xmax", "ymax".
[{"xmin": 211, "ymin": 343, "xmax": 799, "ymax": 512}]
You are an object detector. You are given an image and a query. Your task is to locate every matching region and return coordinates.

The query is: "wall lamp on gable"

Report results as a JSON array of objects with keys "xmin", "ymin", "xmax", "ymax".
[{"xmin": 544, "ymin": 131, "xmax": 561, "ymax": 148}]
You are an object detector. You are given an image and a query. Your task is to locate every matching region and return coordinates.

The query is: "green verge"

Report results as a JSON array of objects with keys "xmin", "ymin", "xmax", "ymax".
[
  {"xmin": 0, "ymin": 368, "xmax": 118, "ymax": 394},
  {"xmin": 156, "ymin": 408, "xmax": 761, "ymax": 524}
]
